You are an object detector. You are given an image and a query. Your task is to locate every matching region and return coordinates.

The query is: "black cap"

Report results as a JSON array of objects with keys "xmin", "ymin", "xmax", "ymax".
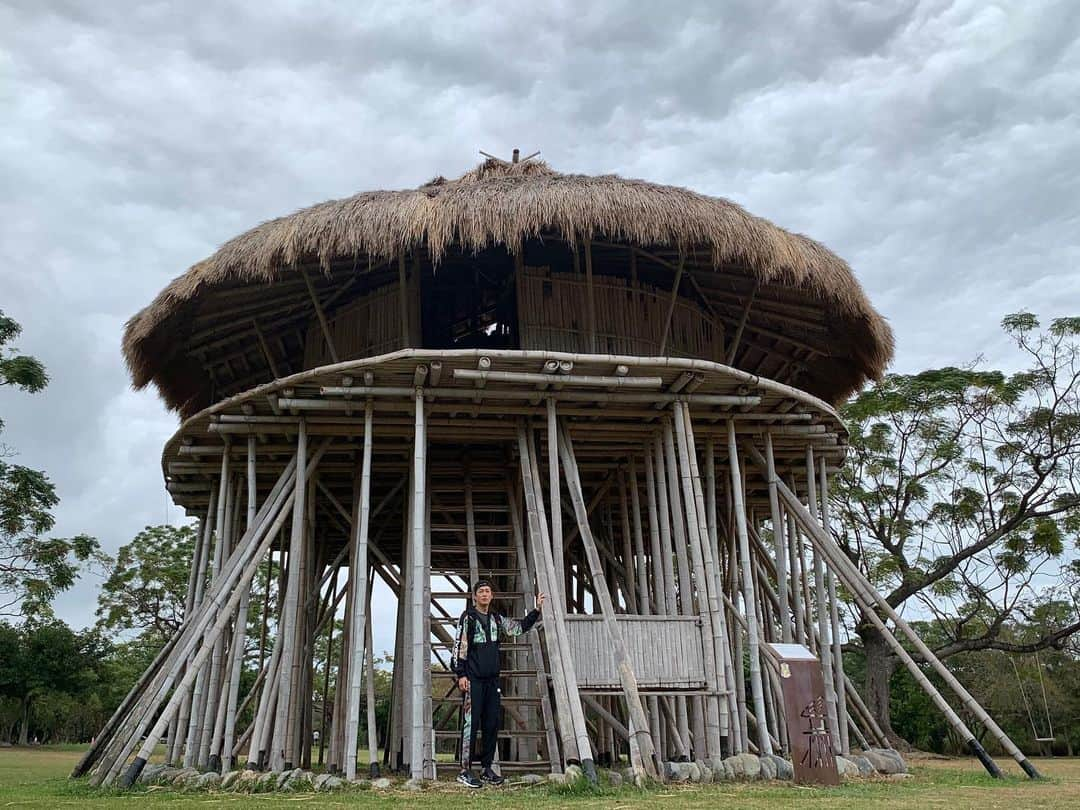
[{"xmin": 472, "ymin": 579, "xmax": 493, "ymax": 594}]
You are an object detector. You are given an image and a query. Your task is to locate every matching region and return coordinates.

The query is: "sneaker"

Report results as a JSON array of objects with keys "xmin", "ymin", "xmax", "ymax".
[
  {"xmin": 457, "ymin": 770, "xmax": 482, "ymax": 788},
  {"xmin": 481, "ymin": 767, "xmax": 505, "ymax": 785}
]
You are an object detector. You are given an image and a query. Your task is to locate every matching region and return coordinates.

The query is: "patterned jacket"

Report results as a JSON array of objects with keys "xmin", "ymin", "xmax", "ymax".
[{"xmin": 451, "ymin": 606, "xmax": 540, "ymax": 680}]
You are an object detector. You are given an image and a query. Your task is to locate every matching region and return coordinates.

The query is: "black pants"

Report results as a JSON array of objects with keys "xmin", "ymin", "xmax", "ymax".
[{"xmin": 461, "ymin": 677, "xmax": 501, "ymax": 770}]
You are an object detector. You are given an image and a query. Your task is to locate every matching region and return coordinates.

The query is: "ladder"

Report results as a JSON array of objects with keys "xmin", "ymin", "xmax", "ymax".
[{"xmin": 426, "ymin": 454, "xmax": 558, "ymax": 775}]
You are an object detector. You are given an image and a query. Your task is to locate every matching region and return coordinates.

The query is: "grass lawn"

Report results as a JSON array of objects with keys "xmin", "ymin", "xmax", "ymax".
[{"xmin": 0, "ymin": 746, "xmax": 1078, "ymax": 809}]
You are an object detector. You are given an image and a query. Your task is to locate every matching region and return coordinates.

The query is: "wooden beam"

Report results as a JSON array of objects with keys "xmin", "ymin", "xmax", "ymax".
[{"xmin": 658, "ymin": 257, "xmax": 685, "ymax": 355}]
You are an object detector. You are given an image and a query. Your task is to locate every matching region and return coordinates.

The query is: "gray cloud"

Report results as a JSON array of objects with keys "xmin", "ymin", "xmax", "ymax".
[{"xmin": 2, "ymin": 0, "xmax": 1078, "ymax": 656}]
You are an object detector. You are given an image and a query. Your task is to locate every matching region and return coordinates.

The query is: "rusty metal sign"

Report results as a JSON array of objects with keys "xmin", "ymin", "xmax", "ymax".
[{"xmin": 769, "ymin": 643, "xmax": 840, "ymax": 786}]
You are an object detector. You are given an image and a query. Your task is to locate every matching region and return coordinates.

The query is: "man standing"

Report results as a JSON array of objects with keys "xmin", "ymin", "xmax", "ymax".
[{"xmin": 451, "ymin": 580, "xmax": 546, "ymax": 788}]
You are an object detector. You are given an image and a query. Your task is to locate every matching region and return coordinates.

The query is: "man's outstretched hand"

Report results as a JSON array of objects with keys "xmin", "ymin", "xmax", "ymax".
[{"xmin": 536, "ymin": 592, "xmax": 546, "ymax": 612}]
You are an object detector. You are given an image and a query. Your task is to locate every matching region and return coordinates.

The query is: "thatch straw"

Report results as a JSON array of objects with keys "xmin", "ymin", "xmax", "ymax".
[{"xmin": 123, "ymin": 158, "xmax": 893, "ymax": 415}]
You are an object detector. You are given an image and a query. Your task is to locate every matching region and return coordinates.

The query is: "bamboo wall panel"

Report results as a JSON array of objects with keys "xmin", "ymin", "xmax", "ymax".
[
  {"xmin": 563, "ymin": 615, "xmax": 707, "ymax": 690},
  {"xmin": 303, "ymin": 280, "xmax": 416, "ymax": 369},
  {"xmin": 518, "ymin": 267, "xmax": 723, "ymax": 361}
]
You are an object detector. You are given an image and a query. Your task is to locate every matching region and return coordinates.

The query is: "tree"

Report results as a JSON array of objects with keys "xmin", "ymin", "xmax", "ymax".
[
  {"xmin": 96, "ymin": 524, "xmax": 198, "ymax": 641},
  {"xmin": 0, "ymin": 620, "xmax": 106, "ymax": 745},
  {"xmin": 0, "ymin": 310, "xmax": 101, "ymax": 616},
  {"xmin": 832, "ymin": 313, "xmax": 1080, "ymax": 747}
]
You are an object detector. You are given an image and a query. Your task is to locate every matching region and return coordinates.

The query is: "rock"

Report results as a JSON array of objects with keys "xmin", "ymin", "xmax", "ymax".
[
  {"xmin": 888, "ymin": 772, "xmax": 913, "ymax": 781},
  {"xmin": 172, "ymin": 767, "xmax": 199, "ymax": 785},
  {"xmin": 519, "ymin": 773, "xmax": 544, "ymax": 785},
  {"xmin": 768, "ymin": 755, "xmax": 794, "ymax": 781},
  {"xmin": 759, "ymin": 756, "xmax": 777, "ymax": 780},
  {"xmin": 257, "ymin": 770, "xmax": 279, "ymax": 788},
  {"xmin": 723, "ymin": 753, "xmax": 761, "ymax": 780},
  {"xmin": 318, "ymin": 774, "xmax": 344, "ymax": 791},
  {"xmin": 694, "ymin": 759, "xmax": 713, "ymax": 783},
  {"xmin": 564, "ymin": 763, "xmax": 584, "ymax": 783},
  {"xmin": 864, "ymin": 748, "xmax": 907, "ymax": 774},
  {"xmin": 605, "ymin": 769, "xmax": 623, "ymax": 787},
  {"xmin": 835, "ymin": 757, "xmax": 860, "ymax": 779},
  {"xmin": 220, "ymin": 770, "xmax": 241, "ymax": 789},
  {"xmin": 139, "ymin": 763, "xmax": 166, "ymax": 784},
  {"xmin": 349, "ymin": 779, "xmax": 372, "ymax": 790},
  {"xmin": 687, "ymin": 761, "xmax": 702, "ymax": 782},
  {"xmin": 851, "ymin": 755, "xmax": 875, "ymax": 777},
  {"xmin": 372, "ymin": 777, "xmax": 392, "ymax": 789},
  {"xmin": 195, "ymin": 771, "xmax": 222, "ymax": 789},
  {"xmin": 404, "ymin": 777, "xmax": 423, "ymax": 791},
  {"xmin": 153, "ymin": 766, "xmax": 180, "ymax": 785},
  {"xmin": 236, "ymin": 769, "xmax": 259, "ymax": 787},
  {"xmin": 547, "ymin": 772, "xmax": 567, "ymax": 785},
  {"xmin": 622, "ymin": 766, "xmax": 637, "ymax": 782},
  {"xmin": 707, "ymin": 756, "xmax": 731, "ymax": 781},
  {"xmin": 664, "ymin": 761, "xmax": 690, "ymax": 782}
]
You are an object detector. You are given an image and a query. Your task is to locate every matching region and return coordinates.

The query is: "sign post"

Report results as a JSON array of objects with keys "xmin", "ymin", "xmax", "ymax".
[{"xmin": 768, "ymin": 643, "xmax": 840, "ymax": 785}]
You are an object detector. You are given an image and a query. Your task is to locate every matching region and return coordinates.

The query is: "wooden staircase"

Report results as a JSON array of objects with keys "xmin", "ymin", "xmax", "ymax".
[{"xmin": 426, "ymin": 453, "xmax": 558, "ymax": 775}]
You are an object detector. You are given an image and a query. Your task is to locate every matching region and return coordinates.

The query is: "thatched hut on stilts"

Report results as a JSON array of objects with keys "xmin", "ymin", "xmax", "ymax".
[{"xmin": 77, "ymin": 152, "xmax": 1039, "ymax": 787}]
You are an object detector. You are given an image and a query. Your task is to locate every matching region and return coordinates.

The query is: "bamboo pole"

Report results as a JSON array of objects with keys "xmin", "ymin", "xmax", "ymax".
[
  {"xmin": 726, "ymin": 420, "xmax": 772, "ymax": 756},
  {"xmin": 785, "ymin": 506, "xmax": 807, "ymax": 647},
  {"xmin": 408, "ymin": 386, "xmax": 428, "ymax": 780},
  {"xmin": 116, "ymin": 460, "xmax": 312, "ymax": 787},
  {"xmin": 583, "ymin": 238, "xmax": 597, "ymax": 353},
  {"xmin": 683, "ymin": 410, "xmax": 735, "ymax": 753},
  {"xmin": 819, "ymin": 456, "xmax": 849, "ymax": 754},
  {"xmin": 344, "ymin": 401, "xmax": 374, "ymax": 780},
  {"xmin": 661, "ymin": 421, "xmax": 703, "ymax": 755},
  {"xmin": 557, "ymin": 422, "xmax": 658, "ymax": 779},
  {"xmin": 617, "ymin": 470, "xmax": 638, "ymax": 612},
  {"xmin": 201, "ymin": 475, "xmax": 239, "ymax": 768},
  {"xmin": 658, "ymin": 257, "xmax": 685, "ymax": 355},
  {"xmin": 764, "ymin": 434, "xmax": 792, "ymax": 644},
  {"xmin": 107, "ymin": 446, "xmax": 321, "ymax": 786},
  {"xmin": 670, "ymin": 403, "xmax": 723, "ymax": 758},
  {"xmin": 805, "ymin": 446, "xmax": 842, "ymax": 753},
  {"xmin": 397, "ymin": 254, "xmax": 410, "ymax": 345},
  {"xmin": 546, "ymin": 399, "xmax": 566, "ymax": 602},
  {"xmin": 301, "ymin": 267, "xmax": 340, "ymax": 363},
  {"xmin": 219, "ymin": 437, "xmax": 258, "ymax": 770},
  {"xmin": 364, "ymin": 601, "xmax": 380, "ymax": 777},
  {"xmin": 508, "ymin": 484, "xmax": 562, "ymax": 773},
  {"xmin": 270, "ymin": 421, "xmax": 309, "ymax": 771},
  {"xmin": 650, "ymin": 435, "xmax": 690, "ymax": 757},
  {"xmin": 516, "ymin": 425, "xmax": 594, "ymax": 780},
  {"xmin": 186, "ymin": 452, "xmax": 232, "ymax": 766},
  {"xmin": 465, "ymin": 453, "xmax": 479, "ymax": 586},
  {"xmin": 705, "ymin": 439, "xmax": 739, "ymax": 754}
]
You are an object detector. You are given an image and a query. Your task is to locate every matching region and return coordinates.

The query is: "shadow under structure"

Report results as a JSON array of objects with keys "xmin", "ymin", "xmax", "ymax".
[{"xmin": 76, "ymin": 154, "xmax": 1037, "ymax": 786}]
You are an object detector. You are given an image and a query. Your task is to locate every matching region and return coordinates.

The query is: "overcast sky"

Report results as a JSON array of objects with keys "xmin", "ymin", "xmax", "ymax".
[{"xmin": 2, "ymin": 1, "xmax": 1078, "ymax": 655}]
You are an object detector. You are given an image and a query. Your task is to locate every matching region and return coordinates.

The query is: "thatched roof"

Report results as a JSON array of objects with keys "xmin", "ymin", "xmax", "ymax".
[{"xmin": 124, "ymin": 157, "xmax": 893, "ymax": 414}]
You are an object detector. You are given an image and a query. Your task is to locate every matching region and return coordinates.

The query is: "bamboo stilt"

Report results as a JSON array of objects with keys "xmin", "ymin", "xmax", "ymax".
[
  {"xmin": 343, "ymin": 401, "xmax": 374, "ymax": 780},
  {"xmin": 220, "ymin": 436, "xmax": 258, "ymax": 771},
  {"xmin": 764, "ymin": 434, "xmax": 792, "ymax": 644},
  {"xmin": 818, "ymin": 456, "xmax": 850, "ymax": 755},
  {"xmin": 270, "ymin": 421, "xmax": 309, "ymax": 771},
  {"xmin": 670, "ymin": 403, "xmax": 723, "ymax": 758},
  {"xmin": 557, "ymin": 421, "xmax": 658, "ymax": 779},
  {"xmin": 726, "ymin": 420, "xmax": 772, "ymax": 756},
  {"xmin": 408, "ymin": 386, "xmax": 429, "ymax": 780},
  {"xmin": 516, "ymin": 424, "xmax": 594, "ymax": 780}
]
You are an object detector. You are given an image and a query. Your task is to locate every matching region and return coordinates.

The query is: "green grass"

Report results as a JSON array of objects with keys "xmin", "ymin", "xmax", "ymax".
[{"xmin": 0, "ymin": 746, "xmax": 1077, "ymax": 809}]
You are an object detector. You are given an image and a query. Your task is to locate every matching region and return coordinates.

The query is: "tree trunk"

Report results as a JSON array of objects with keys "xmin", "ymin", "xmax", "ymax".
[
  {"xmin": 18, "ymin": 695, "xmax": 31, "ymax": 746},
  {"xmin": 857, "ymin": 618, "xmax": 912, "ymax": 751}
]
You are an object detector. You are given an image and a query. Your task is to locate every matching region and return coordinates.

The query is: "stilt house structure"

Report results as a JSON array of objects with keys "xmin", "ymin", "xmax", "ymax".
[{"xmin": 79, "ymin": 153, "xmax": 1039, "ymax": 787}]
